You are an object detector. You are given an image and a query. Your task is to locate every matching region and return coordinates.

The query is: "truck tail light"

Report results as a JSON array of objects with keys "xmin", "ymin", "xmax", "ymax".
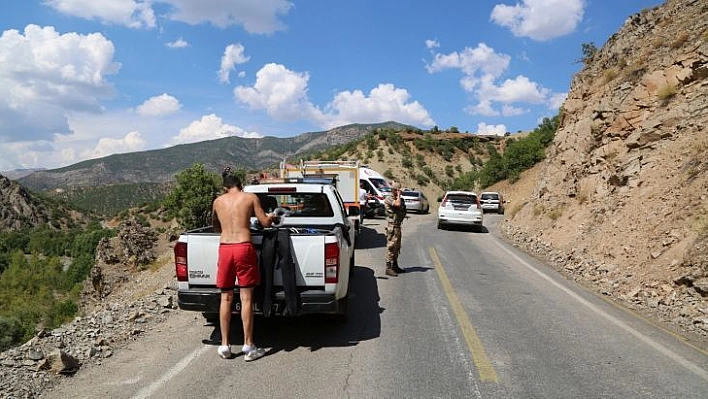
[
  {"xmin": 324, "ymin": 242, "xmax": 339, "ymax": 284},
  {"xmin": 174, "ymin": 242, "xmax": 188, "ymax": 282}
]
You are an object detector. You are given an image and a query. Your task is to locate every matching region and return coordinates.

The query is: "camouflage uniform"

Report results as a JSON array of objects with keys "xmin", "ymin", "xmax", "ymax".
[{"xmin": 384, "ymin": 185, "xmax": 406, "ymax": 275}]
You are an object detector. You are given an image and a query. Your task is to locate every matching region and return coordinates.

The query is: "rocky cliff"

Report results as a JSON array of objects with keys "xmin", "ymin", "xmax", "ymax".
[{"xmin": 501, "ymin": 0, "xmax": 708, "ymax": 344}]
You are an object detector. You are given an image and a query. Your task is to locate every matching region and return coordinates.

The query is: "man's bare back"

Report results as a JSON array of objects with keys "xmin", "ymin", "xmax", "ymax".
[{"xmin": 212, "ymin": 188, "xmax": 273, "ymax": 244}]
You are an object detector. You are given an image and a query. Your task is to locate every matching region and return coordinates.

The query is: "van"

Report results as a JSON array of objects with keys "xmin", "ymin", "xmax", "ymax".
[{"xmin": 359, "ymin": 166, "xmax": 391, "ymax": 200}]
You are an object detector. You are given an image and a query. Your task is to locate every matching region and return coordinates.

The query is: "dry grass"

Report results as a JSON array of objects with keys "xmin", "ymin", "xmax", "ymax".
[
  {"xmin": 547, "ymin": 207, "xmax": 563, "ymax": 221},
  {"xmin": 603, "ymin": 68, "xmax": 619, "ymax": 84},
  {"xmin": 657, "ymin": 84, "xmax": 678, "ymax": 100},
  {"xmin": 671, "ymin": 32, "xmax": 689, "ymax": 49},
  {"xmin": 533, "ymin": 203, "xmax": 544, "ymax": 216}
]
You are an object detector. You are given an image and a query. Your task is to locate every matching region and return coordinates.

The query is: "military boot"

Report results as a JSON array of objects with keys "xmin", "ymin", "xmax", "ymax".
[
  {"xmin": 385, "ymin": 262, "xmax": 398, "ymax": 277},
  {"xmin": 392, "ymin": 260, "xmax": 405, "ymax": 274}
]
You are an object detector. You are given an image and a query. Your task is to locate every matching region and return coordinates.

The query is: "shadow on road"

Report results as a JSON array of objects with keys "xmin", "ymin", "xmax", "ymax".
[
  {"xmin": 202, "ymin": 265, "xmax": 382, "ymax": 356},
  {"xmin": 354, "ymin": 224, "xmax": 386, "ymax": 249},
  {"xmin": 438, "ymin": 224, "xmax": 488, "ymax": 233}
]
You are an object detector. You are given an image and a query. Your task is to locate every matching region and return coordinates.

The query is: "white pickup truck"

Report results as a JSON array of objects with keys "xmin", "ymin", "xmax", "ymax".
[{"xmin": 173, "ymin": 178, "xmax": 357, "ymax": 322}]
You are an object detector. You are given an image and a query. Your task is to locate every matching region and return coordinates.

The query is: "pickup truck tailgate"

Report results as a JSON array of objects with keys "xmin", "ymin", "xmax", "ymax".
[{"xmin": 184, "ymin": 232, "xmax": 329, "ymax": 287}]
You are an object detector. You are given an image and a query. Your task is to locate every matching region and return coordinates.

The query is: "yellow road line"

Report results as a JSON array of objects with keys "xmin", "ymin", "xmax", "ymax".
[{"xmin": 429, "ymin": 247, "xmax": 498, "ymax": 383}]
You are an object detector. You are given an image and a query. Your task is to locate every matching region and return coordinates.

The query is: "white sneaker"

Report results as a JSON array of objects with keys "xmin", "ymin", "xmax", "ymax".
[
  {"xmin": 217, "ymin": 345, "xmax": 232, "ymax": 359},
  {"xmin": 244, "ymin": 346, "xmax": 265, "ymax": 362}
]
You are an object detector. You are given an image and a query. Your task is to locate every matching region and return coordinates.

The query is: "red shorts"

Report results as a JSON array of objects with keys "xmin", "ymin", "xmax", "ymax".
[{"xmin": 216, "ymin": 242, "xmax": 259, "ymax": 290}]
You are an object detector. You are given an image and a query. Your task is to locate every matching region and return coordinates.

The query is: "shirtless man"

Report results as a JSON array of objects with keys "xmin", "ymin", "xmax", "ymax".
[{"xmin": 212, "ymin": 167, "xmax": 276, "ymax": 361}]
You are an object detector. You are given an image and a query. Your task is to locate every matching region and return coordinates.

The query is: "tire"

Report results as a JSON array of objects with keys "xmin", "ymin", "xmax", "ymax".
[{"xmin": 437, "ymin": 221, "xmax": 443, "ymax": 229}]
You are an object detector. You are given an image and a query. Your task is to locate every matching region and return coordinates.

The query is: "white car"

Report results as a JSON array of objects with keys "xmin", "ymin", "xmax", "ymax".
[
  {"xmin": 437, "ymin": 191, "xmax": 484, "ymax": 230},
  {"xmin": 480, "ymin": 191, "xmax": 505, "ymax": 214},
  {"xmin": 401, "ymin": 189, "xmax": 430, "ymax": 213}
]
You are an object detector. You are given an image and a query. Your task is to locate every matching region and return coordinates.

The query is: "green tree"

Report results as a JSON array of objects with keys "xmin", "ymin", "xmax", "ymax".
[
  {"xmin": 163, "ymin": 164, "xmax": 222, "ymax": 230},
  {"xmin": 578, "ymin": 42, "xmax": 598, "ymax": 64}
]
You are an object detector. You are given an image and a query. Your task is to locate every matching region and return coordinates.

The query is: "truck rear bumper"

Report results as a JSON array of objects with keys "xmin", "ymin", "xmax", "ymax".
[{"xmin": 178, "ymin": 288, "xmax": 342, "ymax": 316}]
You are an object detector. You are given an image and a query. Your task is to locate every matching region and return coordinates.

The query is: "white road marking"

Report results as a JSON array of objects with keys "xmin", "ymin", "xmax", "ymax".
[
  {"xmin": 132, "ymin": 344, "xmax": 211, "ymax": 399},
  {"xmin": 490, "ymin": 237, "xmax": 708, "ymax": 380}
]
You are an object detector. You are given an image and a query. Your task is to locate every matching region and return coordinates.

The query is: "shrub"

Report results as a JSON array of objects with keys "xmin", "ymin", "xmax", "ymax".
[
  {"xmin": 0, "ymin": 316, "xmax": 25, "ymax": 351},
  {"xmin": 603, "ymin": 68, "xmax": 618, "ymax": 83},
  {"xmin": 657, "ymin": 84, "xmax": 677, "ymax": 100},
  {"xmin": 415, "ymin": 174, "xmax": 430, "ymax": 186},
  {"xmin": 163, "ymin": 164, "xmax": 221, "ymax": 230},
  {"xmin": 547, "ymin": 208, "xmax": 563, "ymax": 221},
  {"xmin": 671, "ymin": 32, "xmax": 689, "ymax": 49}
]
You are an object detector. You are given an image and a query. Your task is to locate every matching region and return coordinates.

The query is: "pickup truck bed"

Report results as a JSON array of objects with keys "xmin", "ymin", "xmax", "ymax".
[{"xmin": 174, "ymin": 181, "xmax": 356, "ymax": 321}]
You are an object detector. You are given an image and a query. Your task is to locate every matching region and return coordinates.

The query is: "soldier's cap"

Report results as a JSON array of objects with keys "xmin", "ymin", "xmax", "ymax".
[{"xmin": 390, "ymin": 182, "xmax": 401, "ymax": 190}]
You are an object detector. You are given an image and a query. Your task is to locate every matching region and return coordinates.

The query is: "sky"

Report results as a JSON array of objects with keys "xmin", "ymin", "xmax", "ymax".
[{"xmin": 0, "ymin": 0, "xmax": 664, "ymax": 171}]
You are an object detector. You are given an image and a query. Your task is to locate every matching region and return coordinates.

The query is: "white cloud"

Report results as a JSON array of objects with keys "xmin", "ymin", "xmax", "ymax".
[
  {"xmin": 235, "ymin": 63, "xmax": 434, "ymax": 129},
  {"xmin": 325, "ymin": 84, "xmax": 434, "ymax": 128},
  {"xmin": 162, "ymin": 0, "xmax": 293, "ymax": 34},
  {"xmin": 426, "ymin": 42, "xmax": 562, "ymax": 117},
  {"xmin": 476, "ymin": 122, "xmax": 507, "ymax": 136},
  {"xmin": 136, "ymin": 94, "xmax": 181, "ymax": 116},
  {"xmin": 425, "ymin": 43, "xmax": 510, "ymax": 78},
  {"xmin": 44, "ymin": 0, "xmax": 293, "ymax": 34},
  {"xmin": 426, "ymin": 39, "xmax": 440, "ymax": 49},
  {"xmin": 466, "ymin": 100, "xmax": 499, "ymax": 117},
  {"xmin": 166, "ymin": 38, "xmax": 188, "ymax": 48},
  {"xmin": 235, "ymin": 63, "xmax": 321, "ymax": 121},
  {"xmin": 168, "ymin": 114, "xmax": 262, "ymax": 146},
  {"xmin": 548, "ymin": 91, "xmax": 567, "ymax": 110},
  {"xmin": 86, "ymin": 131, "xmax": 146, "ymax": 158},
  {"xmin": 490, "ymin": 0, "xmax": 585, "ymax": 41},
  {"xmin": 0, "ymin": 25, "xmax": 120, "ymax": 142},
  {"xmin": 478, "ymin": 75, "xmax": 549, "ymax": 104},
  {"xmin": 501, "ymin": 104, "xmax": 527, "ymax": 116},
  {"xmin": 219, "ymin": 43, "xmax": 250, "ymax": 83},
  {"xmin": 45, "ymin": 0, "xmax": 156, "ymax": 29}
]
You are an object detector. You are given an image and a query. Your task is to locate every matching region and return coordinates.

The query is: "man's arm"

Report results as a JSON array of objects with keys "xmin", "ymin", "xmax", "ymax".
[
  {"xmin": 212, "ymin": 202, "xmax": 222, "ymax": 233},
  {"xmin": 252, "ymin": 194, "xmax": 275, "ymax": 227}
]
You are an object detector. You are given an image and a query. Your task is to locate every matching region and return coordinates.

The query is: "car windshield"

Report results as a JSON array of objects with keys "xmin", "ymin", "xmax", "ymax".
[
  {"xmin": 403, "ymin": 191, "xmax": 420, "ymax": 198},
  {"xmin": 445, "ymin": 194, "xmax": 477, "ymax": 204},
  {"xmin": 370, "ymin": 178, "xmax": 391, "ymax": 193},
  {"xmin": 257, "ymin": 193, "xmax": 334, "ymax": 217},
  {"xmin": 481, "ymin": 193, "xmax": 499, "ymax": 200}
]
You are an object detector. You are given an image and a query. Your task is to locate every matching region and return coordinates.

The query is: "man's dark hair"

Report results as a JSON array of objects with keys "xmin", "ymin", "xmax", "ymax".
[{"xmin": 222, "ymin": 166, "xmax": 242, "ymax": 189}]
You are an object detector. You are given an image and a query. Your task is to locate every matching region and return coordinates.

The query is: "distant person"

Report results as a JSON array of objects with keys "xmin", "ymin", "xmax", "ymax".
[
  {"xmin": 383, "ymin": 182, "xmax": 406, "ymax": 276},
  {"xmin": 212, "ymin": 166, "xmax": 276, "ymax": 361},
  {"xmin": 359, "ymin": 182, "xmax": 369, "ymax": 225}
]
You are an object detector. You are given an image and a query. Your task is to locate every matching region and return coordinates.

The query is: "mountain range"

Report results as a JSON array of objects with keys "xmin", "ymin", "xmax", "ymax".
[{"xmin": 14, "ymin": 121, "xmax": 413, "ymax": 191}]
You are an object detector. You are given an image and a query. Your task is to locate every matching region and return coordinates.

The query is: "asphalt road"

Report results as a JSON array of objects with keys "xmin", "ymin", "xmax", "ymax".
[{"xmin": 45, "ymin": 212, "xmax": 708, "ymax": 398}]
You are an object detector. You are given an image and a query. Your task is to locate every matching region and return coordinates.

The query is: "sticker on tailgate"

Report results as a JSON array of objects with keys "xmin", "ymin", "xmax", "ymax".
[{"xmin": 189, "ymin": 269, "xmax": 210, "ymax": 279}]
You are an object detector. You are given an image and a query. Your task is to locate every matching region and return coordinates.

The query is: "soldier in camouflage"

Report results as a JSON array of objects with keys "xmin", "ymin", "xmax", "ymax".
[{"xmin": 384, "ymin": 182, "xmax": 406, "ymax": 276}]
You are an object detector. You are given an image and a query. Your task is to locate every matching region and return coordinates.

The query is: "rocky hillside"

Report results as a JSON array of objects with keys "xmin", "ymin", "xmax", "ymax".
[
  {"xmin": 499, "ymin": 0, "xmax": 708, "ymax": 344},
  {"xmin": 0, "ymin": 174, "xmax": 90, "ymax": 231}
]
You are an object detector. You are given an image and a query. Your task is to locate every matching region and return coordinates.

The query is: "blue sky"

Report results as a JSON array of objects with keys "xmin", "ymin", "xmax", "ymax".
[{"xmin": 0, "ymin": 0, "xmax": 663, "ymax": 171}]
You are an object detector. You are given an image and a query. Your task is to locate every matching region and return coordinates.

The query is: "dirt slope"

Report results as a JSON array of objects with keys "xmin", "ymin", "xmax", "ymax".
[{"xmin": 496, "ymin": 0, "xmax": 708, "ymax": 347}]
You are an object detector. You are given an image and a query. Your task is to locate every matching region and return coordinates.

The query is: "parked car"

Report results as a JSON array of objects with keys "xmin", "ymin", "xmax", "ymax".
[
  {"xmin": 479, "ymin": 191, "xmax": 505, "ymax": 214},
  {"xmin": 401, "ymin": 189, "xmax": 429, "ymax": 213},
  {"xmin": 437, "ymin": 191, "xmax": 484, "ymax": 230}
]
